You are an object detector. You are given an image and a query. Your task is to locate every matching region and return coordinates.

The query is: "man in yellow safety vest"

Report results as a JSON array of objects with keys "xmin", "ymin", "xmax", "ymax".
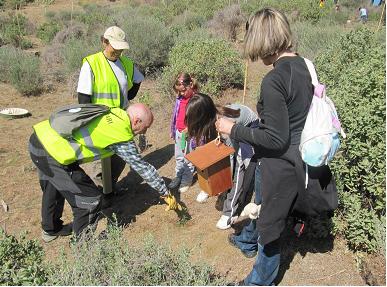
[
  {"xmin": 77, "ymin": 26, "xmax": 145, "ymax": 195},
  {"xmin": 29, "ymin": 103, "xmax": 180, "ymax": 242}
]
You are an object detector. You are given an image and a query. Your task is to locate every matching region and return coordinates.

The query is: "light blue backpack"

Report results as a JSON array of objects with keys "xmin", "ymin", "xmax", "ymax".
[{"xmin": 300, "ymin": 59, "xmax": 346, "ymax": 186}]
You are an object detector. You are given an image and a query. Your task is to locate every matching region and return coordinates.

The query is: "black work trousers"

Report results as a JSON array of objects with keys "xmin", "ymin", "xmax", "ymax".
[
  {"xmin": 29, "ymin": 133, "xmax": 102, "ymax": 237},
  {"xmin": 111, "ymin": 153, "xmax": 126, "ymax": 188}
]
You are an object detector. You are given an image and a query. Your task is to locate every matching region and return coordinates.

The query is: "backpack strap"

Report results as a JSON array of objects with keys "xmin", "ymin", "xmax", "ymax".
[
  {"xmin": 304, "ymin": 58, "xmax": 319, "ymax": 87},
  {"xmin": 303, "ymin": 58, "xmax": 318, "ymax": 189}
]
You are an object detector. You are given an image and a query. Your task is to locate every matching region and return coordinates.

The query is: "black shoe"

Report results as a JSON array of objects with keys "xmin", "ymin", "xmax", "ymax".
[
  {"xmin": 42, "ymin": 223, "xmax": 73, "ymax": 243},
  {"xmin": 168, "ymin": 177, "xmax": 181, "ymax": 189},
  {"xmin": 228, "ymin": 234, "xmax": 257, "ymax": 258}
]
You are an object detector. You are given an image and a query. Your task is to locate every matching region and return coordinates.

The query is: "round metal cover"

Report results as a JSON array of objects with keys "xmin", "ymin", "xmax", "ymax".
[{"xmin": 0, "ymin": 108, "xmax": 30, "ymax": 119}]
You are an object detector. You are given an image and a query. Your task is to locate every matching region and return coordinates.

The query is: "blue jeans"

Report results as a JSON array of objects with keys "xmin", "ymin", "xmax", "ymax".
[
  {"xmin": 174, "ymin": 130, "xmax": 194, "ymax": 185},
  {"xmin": 234, "ymin": 164, "xmax": 281, "ymax": 286}
]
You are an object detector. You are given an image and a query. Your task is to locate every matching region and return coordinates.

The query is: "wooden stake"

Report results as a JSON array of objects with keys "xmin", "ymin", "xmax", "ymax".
[
  {"xmin": 242, "ymin": 59, "xmax": 249, "ymax": 104},
  {"xmin": 376, "ymin": 2, "xmax": 386, "ymax": 32}
]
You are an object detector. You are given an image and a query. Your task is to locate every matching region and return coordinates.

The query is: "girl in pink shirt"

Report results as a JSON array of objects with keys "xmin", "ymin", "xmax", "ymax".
[{"xmin": 168, "ymin": 73, "xmax": 199, "ymax": 193}]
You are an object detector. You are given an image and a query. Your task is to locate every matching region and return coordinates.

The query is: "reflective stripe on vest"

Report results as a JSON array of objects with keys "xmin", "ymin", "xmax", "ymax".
[
  {"xmin": 33, "ymin": 108, "xmax": 134, "ymax": 165},
  {"xmin": 84, "ymin": 52, "xmax": 134, "ymax": 108}
]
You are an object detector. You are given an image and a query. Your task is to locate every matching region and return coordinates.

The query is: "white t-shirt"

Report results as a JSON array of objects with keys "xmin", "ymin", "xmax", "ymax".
[{"xmin": 77, "ymin": 58, "xmax": 144, "ymax": 109}]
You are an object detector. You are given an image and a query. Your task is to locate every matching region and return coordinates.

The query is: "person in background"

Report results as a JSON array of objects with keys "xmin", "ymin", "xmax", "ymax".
[
  {"xmin": 29, "ymin": 103, "xmax": 180, "ymax": 242},
  {"xmin": 168, "ymin": 73, "xmax": 199, "ymax": 193},
  {"xmin": 216, "ymin": 8, "xmax": 336, "ymax": 285},
  {"xmin": 76, "ymin": 26, "xmax": 145, "ymax": 193},
  {"xmin": 359, "ymin": 6, "xmax": 368, "ymax": 23},
  {"xmin": 185, "ymin": 93, "xmax": 259, "ymax": 228}
]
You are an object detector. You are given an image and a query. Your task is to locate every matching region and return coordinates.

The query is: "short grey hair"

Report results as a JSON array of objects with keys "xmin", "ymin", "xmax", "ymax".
[{"xmin": 244, "ymin": 8, "xmax": 293, "ymax": 61}]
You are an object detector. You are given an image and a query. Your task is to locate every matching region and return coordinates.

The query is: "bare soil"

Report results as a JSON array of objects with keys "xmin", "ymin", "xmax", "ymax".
[{"xmin": 0, "ymin": 1, "xmax": 385, "ymax": 285}]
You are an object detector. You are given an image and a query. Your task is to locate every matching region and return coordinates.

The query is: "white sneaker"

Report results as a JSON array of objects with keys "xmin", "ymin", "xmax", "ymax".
[
  {"xmin": 216, "ymin": 215, "xmax": 238, "ymax": 230},
  {"xmin": 178, "ymin": 185, "xmax": 190, "ymax": 193},
  {"xmin": 196, "ymin": 190, "xmax": 209, "ymax": 203}
]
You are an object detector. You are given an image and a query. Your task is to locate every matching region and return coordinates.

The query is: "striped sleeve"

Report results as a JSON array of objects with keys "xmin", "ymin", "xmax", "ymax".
[{"xmin": 109, "ymin": 141, "xmax": 168, "ymax": 196}]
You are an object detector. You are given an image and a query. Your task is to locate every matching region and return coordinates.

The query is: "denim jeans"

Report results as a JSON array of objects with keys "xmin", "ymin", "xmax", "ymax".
[
  {"xmin": 174, "ymin": 130, "xmax": 194, "ymax": 185},
  {"xmin": 233, "ymin": 163, "xmax": 281, "ymax": 286},
  {"xmin": 244, "ymin": 239, "xmax": 281, "ymax": 286}
]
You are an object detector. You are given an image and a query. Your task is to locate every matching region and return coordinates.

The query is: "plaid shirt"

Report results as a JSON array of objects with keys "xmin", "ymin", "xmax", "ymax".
[{"xmin": 109, "ymin": 141, "xmax": 168, "ymax": 196}]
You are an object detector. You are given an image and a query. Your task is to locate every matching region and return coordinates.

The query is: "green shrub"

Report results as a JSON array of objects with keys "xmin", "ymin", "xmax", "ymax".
[
  {"xmin": 77, "ymin": 3, "xmax": 112, "ymax": 29},
  {"xmin": 47, "ymin": 227, "xmax": 226, "ymax": 285},
  {"xmin": 7, "ymin": 0, "xmax": 34, "ymax": 9},
  {"xmin": 113, "ymin": 11, "xmax": 174, "ymax": 74},
  {"xmin": 292, "ymin": 21, "xmax": 346, "ymax": 60},
  {"xmin": 0, "ymin": 228, "xmax": 48, "ymax": 285},
  {"xmin": 241, "ymin": 0, "xmax": 326, "ymax": 24},
  {"xmin": 0, "ymin": 47, "xmax": 43, "ymax": 95},
  {"xmin": 37, "ymin": 21, "xmax": 60, "ymax": 43},
  {"xmin": 161, "ymin": 37, "xmax": 243, "ymax": 96},
  {"xmin": 315, "ymin": 27, "xmax": 385, "ymax": 252},
  {"xmin": 0, "ymin": 12, "xmax": 30, "ymax": 48},
  {"xmin": 170, "ymin": 10, "xmax": 206, "ymax": 31},
  {"xmin": 60, "ymin": 37, "xmax": 100, "ymax": 75}
]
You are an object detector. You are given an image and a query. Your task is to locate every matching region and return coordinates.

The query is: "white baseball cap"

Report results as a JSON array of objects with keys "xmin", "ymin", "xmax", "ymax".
[{"xmin": 103, "ymin": 26, "xmax": 129, "ymax": 50}]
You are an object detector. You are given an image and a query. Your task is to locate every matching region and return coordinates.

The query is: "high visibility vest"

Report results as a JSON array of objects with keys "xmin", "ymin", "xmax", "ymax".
[
  {"xmin": 33, "ymin": 108, "xmax": 134, "ymax": 165},
  {"xmin": 83, "ymin": 52, "xmax": 134, "ymax": 108}
]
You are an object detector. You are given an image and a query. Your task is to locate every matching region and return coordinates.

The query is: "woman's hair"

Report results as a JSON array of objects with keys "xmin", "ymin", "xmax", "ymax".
[
  {"xmin": 173, "ymin": 72, "xmax": 199, "ymax": 94},
  {"xmin": 185, "ymin": 93, "xmax": 240, "ymax": 144},
  {"xmin": 244, "ymin": 8, "xmax": 293, "ymax": 61}
]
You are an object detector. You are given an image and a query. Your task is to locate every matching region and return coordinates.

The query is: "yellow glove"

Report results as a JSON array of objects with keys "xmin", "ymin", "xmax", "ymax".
[{"xmin": 163, "ymin": 194, "xmax": 183, "ymax": 211}]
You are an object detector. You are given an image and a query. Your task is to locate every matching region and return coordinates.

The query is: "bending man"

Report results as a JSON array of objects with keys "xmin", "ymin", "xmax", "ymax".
[{"xmin": 29, "ymin": 103, "xmax": 178, "ymax": 242}]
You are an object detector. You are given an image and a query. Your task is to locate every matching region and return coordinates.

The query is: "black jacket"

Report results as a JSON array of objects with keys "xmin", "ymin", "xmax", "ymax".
[{"xmin": 230, "ymin": 56, "xmax": 337, "ymax": 245}]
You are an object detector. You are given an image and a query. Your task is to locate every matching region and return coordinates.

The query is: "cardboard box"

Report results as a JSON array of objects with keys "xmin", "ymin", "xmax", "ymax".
[{"xmin": 185, "ymin": 140, "xmax": 234, "ymax": 196}]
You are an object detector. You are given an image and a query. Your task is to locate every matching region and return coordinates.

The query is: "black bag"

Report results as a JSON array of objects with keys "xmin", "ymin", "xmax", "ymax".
[
  {"xmin": 49, "ymin": 104, "xmax": 110, "ymax": 138},
  {"xmin": 292, "ymin": 165, "xmax": 338, "ymax": 218}
]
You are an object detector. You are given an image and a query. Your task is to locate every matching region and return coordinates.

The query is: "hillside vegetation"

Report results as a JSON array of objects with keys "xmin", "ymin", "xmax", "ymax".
[{"xmin": 0, "ymin": 0, "xmax": 385, "ymax": 285}]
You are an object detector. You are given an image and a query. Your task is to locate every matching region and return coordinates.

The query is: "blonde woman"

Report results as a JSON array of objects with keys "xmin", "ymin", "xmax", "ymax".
[{"xmin": 216, "ymin": 8, "xmax": 337, "ymax": 285}]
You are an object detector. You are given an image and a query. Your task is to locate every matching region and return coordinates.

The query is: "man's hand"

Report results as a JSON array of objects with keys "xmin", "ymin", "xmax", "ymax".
[
  {"xmin": 162, "ymin": 193, "xmax": 183, "ymax": 211},
  {"xmin": 241, "ymin": 203, "xmax": 261, "ymax": 219}
]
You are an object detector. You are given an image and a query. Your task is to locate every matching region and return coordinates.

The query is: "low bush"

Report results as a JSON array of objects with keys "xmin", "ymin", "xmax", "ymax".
[
  {"xmin": 292, "ymin": 21, "xmax": 346, "ymax": 60},
  {"xmin": 0, "ymin": 47, "xmax": 43, "ymax": 95},
  {"xmin": 315, "ymin": 27, "xmax": 385, "ymax": 252},
  {"xmin": 161, "ymin": 37, "xmax": 243, "ymax": 96},
  {"xmin": 37, "ymin": 20, "xmax": 61, "ymax": 43},
  {"xmin": 60, "ymin": 37, "xmax": 100, "ymax": 75},
  {"xmin": 47, "ymin": 227, "xmax": 226, "ymax": 285},
  {"xmin": 0, "ymin": 228, "xmax": 48, "ymax": 285},
  {"xmin": 208, "ymin": 4, "xmax": 246, "ymax": 42},
  {"xmin": 0, "ymin": 12, "xmax": 31, "ymax": 48},
  {"xmin": 77, "ymin": 3, "xmax": 112, "ymax": 31},
  {"xmin": 171, "ymin": 10, "xmax": 206, "ymax": 31},
  {"xmin": 241, "ymin": 0, "xmax": 326, "ymax": 24},
  {"xmin": 0, "ymin": 226, "xmax": 227, "ymax": 285},
  {"xmin": 6, "ymin": 0, "xmax": 34, "ymax": 10},
  {"xmin": 113, "ymin": 11, "xmax": 174, "ymax": 75}
]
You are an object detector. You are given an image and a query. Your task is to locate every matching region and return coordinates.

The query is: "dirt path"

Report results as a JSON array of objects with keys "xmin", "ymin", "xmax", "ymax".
[{"xmin": 0, "ymin": 1, "xmax": 373, "ymax": 285}]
